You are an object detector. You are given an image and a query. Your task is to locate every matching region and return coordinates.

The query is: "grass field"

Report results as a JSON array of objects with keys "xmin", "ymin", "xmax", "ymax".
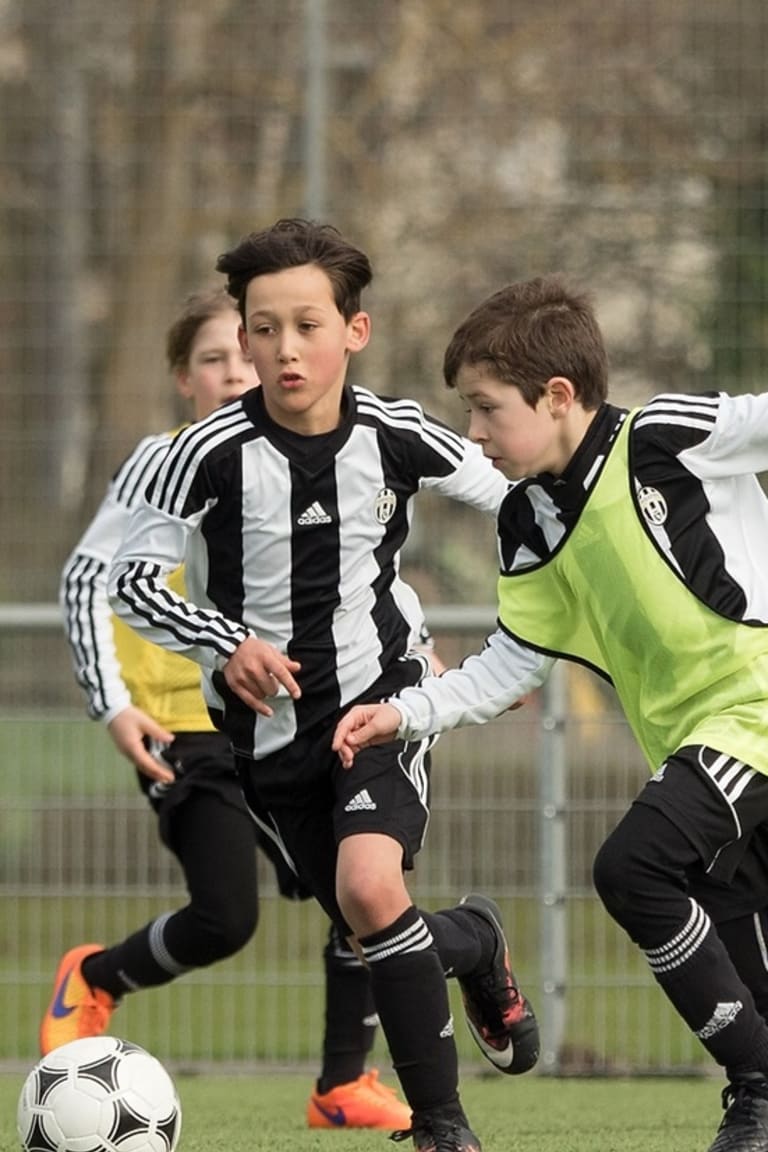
[{"xmin": 1, "ymin": 1070, "xmax": 722, "ymax": 1152}]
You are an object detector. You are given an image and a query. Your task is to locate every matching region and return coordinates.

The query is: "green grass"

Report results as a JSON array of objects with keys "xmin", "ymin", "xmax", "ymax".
[{"xmin": 1, "ymin": 1071, "xmax": 721, "ymax": 1152}]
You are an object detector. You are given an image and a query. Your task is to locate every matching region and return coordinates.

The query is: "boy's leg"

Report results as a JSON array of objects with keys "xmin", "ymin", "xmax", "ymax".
[
  {"xmin": 306, "ymin": 924, "xmax": 412, "ymax": 1130},
  {"xmin": 316, "ymin": 925, "xmax": 376, "ymax": 1090},
  {"xmin": 358, "ymin": 892, "xmax": 539, "ymax": 1107},
  {"xmin": 248, "ymin": 776, "xmax": 413, "ymax": 1129},
  {"xmin": 40, "ymin": 784, "xmax": 259, "ymax": 1054},
  {"xmin": 717, "ymin": 910, "xmax": 768, "ymax": 1023},
  {"xmin": 332, "ymin": 739, "xmax": 476, "ymax": 1143},
  {"xmin": 696, "ymin": 823, "xmax": 768, "ymax": 1024},
  {"xmin": 594, "ymin": 801, "xmax": 768, "ymax": 1072},
  {"xmin": 593, "ymin": 749, "xmax": 768, "ymax": 1151},
  {"xmin": 95, "ymin": 787, "xmax": 259, "ymax": 985},
  {"xmin": 257, "ymin": 750, "xmax": 482, "ymax": 1148}
]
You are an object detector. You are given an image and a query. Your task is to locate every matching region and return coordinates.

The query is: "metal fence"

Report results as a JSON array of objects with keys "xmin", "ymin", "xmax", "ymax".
[
  {"xmin": 4, "ymin": 0, "xmax": 765, "ymax": 1085},
  {"xmin": 0, "ymin": 604, "xmax": 707, "ymax": 1077}
]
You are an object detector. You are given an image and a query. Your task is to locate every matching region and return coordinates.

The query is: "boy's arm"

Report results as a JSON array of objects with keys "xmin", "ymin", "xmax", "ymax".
[
  {"xmin": 109, "ymin": 501, "xmax": 301, "ymax": 715},
  {"xmin": 421, "ymin": 434, "xmax": 510, "ymax": 515},
  {"xmin": 695, "ymin": 390, "xmax": 768, "ymax": 475},
  {"xmin": 108, "ymin": 498, "xmax": 251, "ymax": 671},
  {"xmin": 60, "ymin": 493, "xmax": 135, "ymax": 723},
  {"xmin": 368, "ymin": 393, "xmax": 507, "ymax": 514},
  {"xmin": 60, "ymin": 436, "xmax": 177, "ymax": 780},
  {"xmin": 640, "ymin": 390, "xmax": 768, "ymax": 477},
  {"xmin": 334, "ymin": 628, "xmax": 553, "ymax": 764},
  {"xmin": 60, "ymin": 432, "xmax": 170, "ymax": 723}
]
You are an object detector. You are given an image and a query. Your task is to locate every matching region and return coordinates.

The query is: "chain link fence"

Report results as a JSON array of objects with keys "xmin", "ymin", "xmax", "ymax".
[
  {"xmin": 0, "ymin": 606, "xmax": 706, "ymax": 1076},
  {"xmin": 3, "ymin": 0, "xmax": 766, "ymax": 1079}
]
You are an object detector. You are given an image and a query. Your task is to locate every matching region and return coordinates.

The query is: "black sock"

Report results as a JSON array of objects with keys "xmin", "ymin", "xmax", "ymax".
[
  {"xmin": 424, "ymin": 906, "xmax": 496, "ymax": 977},
  {"xmin": 360, "ymin": 906, "xmax": 464, "ymax": 1119},
  {"xmin": 82, "ymin": 915, "xmax": 184, "ymax": 998},
  {"xmin": 317, "ymin": 931, "xmax": 376, "ymax": 1093},
  {"xmin": 646, "ymin": 905, "xmax": 768, "ymax": 1077}
]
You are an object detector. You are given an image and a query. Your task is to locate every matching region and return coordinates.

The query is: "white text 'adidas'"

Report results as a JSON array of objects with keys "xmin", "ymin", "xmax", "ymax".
[
  {"xmin": 344, "ymin": 789, "xmax": 377, "ymax": 812},
  {"xmin": 298, "ymin": 502, "xmax": 332, "ymax": 526}
]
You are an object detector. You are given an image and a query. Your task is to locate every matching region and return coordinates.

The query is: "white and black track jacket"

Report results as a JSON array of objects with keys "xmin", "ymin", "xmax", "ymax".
[
  {"xmin": 109, "ymin": 384, "xmax": 509, "ymax": 759},
  {"xmin": 61, "ymin": 431, "xmax": 175, "ymax": 722},
  {"xmin": 386, "ymin": 390, "xmax": 768, "ymax": 740}
]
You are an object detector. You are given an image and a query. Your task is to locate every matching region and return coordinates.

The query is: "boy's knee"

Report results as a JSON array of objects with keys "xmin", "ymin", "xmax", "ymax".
[
  {"xmin": 200, "ymin": 903, "xmax": 259, "ymax": 958},
  {"xmin": 593, "ymin": 834, "xmax": 638, "ymax": 923},
  {"xmin": 337, "ymin": 878, "xmax": 410, "ymax": 938},
  {"xmin": 220, "ymin": 905, "xmax": 258, "ymax": 954}
]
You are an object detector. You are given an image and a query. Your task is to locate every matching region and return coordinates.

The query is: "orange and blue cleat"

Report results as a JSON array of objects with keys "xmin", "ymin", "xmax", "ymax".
[
  {"xmin": 39, "ymin": 943, "xmax": 115, "ymax": 1056},
  {"xmin": 307, "ymin": 1068, "xmax": 411, "ymax": 1130}
]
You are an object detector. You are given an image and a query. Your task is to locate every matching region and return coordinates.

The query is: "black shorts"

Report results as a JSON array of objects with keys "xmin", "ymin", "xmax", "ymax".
[
  {"xmin": 235, "ymin": 660, "xmax": 437, "ymax": 934},
  {"xmin": 137, "ymin": 731, "xmax": 243, "ymax": 850},
  {"xmin": 137, "ymin": 730, "xmax": 312, "ymax": 900},
  {"xmin": 635, "ymin": 744, "xmax": 768, "ymax": 921}
]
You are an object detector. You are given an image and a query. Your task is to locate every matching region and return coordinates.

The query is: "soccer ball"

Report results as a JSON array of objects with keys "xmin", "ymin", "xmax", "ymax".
[{"xmin": 17, "ymin": 1036, "xmax": 182, "ymax": 1152}]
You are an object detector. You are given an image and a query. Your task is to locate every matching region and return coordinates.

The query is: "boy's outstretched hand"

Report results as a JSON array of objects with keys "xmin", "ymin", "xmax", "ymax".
[{"xmin": 332, "ymin": 702, "xmax": 402, "ymax": 768}]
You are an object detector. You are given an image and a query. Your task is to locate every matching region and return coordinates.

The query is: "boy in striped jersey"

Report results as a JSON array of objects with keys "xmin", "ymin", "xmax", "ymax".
[
  {"xmin": 49, "ymin": 287, "xmax": 415, "ymax": 1130},
  {"xmin": 109, "ymin": 221, "xmax": 540, "ymax": 1152},
  {"xmin": 334, "ymin": 275, "xmax": 768, "ymax": 1152}
]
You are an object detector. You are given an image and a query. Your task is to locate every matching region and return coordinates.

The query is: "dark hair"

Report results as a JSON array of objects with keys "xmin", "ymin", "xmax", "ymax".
[
  {"xmin": 216, "ymin": 218, "xmax": 373, "ymax": 322},
  {"xmin": 165, "ymin": 288, "xmax": 238, "ymax": 372},
  {"xmin": 443, "ymin": 274, "xmax": 608, "ymax": 410}
]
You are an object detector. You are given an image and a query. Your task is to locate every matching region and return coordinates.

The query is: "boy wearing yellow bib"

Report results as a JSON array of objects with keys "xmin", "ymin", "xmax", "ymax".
[{"xmin": 334, "ymin": 274, "xmax": 768, "ymax": 1152}]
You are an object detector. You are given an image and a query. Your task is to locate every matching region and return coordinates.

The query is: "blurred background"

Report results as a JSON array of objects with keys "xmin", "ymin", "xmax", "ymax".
[{"xmin": 1, "ymin": 0, "xmax": 767, "ymax": 1075}]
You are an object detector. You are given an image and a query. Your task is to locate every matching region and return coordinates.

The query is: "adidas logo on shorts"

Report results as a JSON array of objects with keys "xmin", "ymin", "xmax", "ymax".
[
  {"xmin": 344, "ymin": 789, "xmax": 377, "ymax": 812},
  {"xmin": 440, "ymin": 1015, "xmax": 455, "ymax": 1039}
]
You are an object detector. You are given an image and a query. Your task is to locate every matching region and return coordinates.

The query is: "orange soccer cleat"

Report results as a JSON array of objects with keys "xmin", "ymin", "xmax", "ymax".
[
  {"xmin": 307, "ymin": 1068, "xmax": 412, "ymax": 1130},
  {"xmin": 39, "ymin": 943, "xmax": 115, "ymax": 1056}
]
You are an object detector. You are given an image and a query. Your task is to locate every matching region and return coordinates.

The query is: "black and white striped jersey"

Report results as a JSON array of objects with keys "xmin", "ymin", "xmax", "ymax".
[
  {"xmin": 109, "ymin": 384, "xmax": 509, "ymax": 759},
  {"xmin": 388, "ymin": 389, "xmax": 768, "ymax": 741},
  {"xmin": 60, "ymin": 430, "xmax": 176, "ymax": 722}
]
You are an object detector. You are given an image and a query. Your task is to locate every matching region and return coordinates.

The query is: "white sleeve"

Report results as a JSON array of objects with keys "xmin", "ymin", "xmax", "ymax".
[
  {"xmin": 389, "ymin": 627, "xmax": 554, "ymax": 740},
  {"xmin": 60, "ymin": 433, "xmax": 176, "ymax": 721},
  {"xmin": 680, "ymin": 391, "xmax": 768, "ymax": 478},
  {"xmin": 59, "ymin": 492, "xmax": 136, "ymax": 722},
  {"xmin": 422, "ymin": 438, "xmax": 510, "ymax": 516},
  {"xmin": 109, "ymin": 499, "xmax": 250, "ymax": 670}
]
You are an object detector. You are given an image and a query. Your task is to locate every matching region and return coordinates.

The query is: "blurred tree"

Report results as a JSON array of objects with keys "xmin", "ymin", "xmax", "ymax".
[
  {"xmin": 692, "ymin": 0, "xmax": 768, "ymax": 395},
  {"xmin": 2, "ymin": 0, "xmax": 767, "ymax": 602}
]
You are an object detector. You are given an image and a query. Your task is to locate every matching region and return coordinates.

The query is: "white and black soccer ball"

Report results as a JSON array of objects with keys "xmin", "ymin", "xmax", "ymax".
[{"xmin": 17, "ymin": 1036, "xmax": 182, "ymax": 1152}]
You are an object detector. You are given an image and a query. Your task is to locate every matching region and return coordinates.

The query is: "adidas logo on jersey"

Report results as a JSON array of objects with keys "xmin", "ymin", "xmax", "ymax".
[
  {"xmin": 297, "ymin": 501, "xmax": 332, "ymax": 526},
  {"xmin": 344, "ymin": 789, "xmax": 377, "ymax": 812}
]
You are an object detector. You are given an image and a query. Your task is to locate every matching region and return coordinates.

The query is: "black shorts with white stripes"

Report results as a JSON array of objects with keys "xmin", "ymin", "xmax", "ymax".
[
  {"xmin": 635, "ymin": 744, "xmax": 768, "ymax": 921},
  {"xmin": 235, "ymin": 729, "xmax": 435, "ymax": 933},
  {"xmin": 232, "ymin": 654, "xmax": 439, "ymax": 932}
]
